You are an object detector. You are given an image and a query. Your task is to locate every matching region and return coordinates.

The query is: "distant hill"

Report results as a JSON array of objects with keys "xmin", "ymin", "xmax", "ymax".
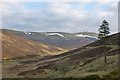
[
  {"xmin": 2, "ymin": 29, "xmax": 97, "ymax": 49},
  {"xmin": 1, "ymin": 29, "xmax": 66, "ymax": 59}
]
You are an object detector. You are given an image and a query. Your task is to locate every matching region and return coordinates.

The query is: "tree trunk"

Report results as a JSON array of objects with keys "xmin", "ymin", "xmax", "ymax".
[
  {"xmin": 62, "ymin": 73, "xmax": 65, "ymax": 80},
  {"xmin": 104, "ymin": 43, "xmax": 107, "ymax": 63},
  {"xmin": 105, "ymin": 54, "xmax": 107, "ymax": 63}
]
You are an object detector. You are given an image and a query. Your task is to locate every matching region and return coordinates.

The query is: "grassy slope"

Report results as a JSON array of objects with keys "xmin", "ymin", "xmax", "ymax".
[
  {"xmin": 66, "ymin": 55, "xmax": 118, "ymax": 78},
  {"xmin": 4, "ymin": 44, "xmax": 116, "ymax": 78},
  {"xmin": 2, "ymin": 44, "xmax": 119, "ymax": 78},
  {"xmin": 15, "ymin": 54, "xmax": 118, "ymax": 78}
]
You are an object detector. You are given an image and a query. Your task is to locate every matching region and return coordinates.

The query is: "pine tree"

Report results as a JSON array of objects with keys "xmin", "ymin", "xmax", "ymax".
[{"xmin": 98, "ymin": 20, "xmax": 110, "ymax": 63}]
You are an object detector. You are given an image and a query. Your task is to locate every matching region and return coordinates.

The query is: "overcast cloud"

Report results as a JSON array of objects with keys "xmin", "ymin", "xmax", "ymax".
[{"xmin": 1, "ymin": 1, "xmax": 118, "ymax": 33}]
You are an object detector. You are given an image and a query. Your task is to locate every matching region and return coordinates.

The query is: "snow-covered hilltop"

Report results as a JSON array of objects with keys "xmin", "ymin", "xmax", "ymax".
[
  {"xmin": 12, "ymin": 30, "xmax": 97, "ymax": 49},
  {"xmin": 23, "ymin": 31, "xmax": 98, "ymax": 39}
]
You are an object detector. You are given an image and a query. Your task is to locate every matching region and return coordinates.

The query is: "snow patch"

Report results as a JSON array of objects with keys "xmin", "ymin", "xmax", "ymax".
[
  {"xmin": 24, "ymin": 31, "xmax": 32, "ymax": 35},
  {"xmin": 46, "ymin": 33, "xmax": 64, "ymax": 37},
  {"xmin": 76, "ymin": 34, "xmax": 98, "ymax": 39},
  {"xmin": 24, "ymin": 31, "xmax": 27, "ymax": 35},
  {"xmin": 28, "ymin": 32, "xmax": 32, "ymax": 35}
]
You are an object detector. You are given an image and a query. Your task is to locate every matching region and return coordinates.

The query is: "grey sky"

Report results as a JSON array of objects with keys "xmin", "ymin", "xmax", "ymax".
[{"xmin": 1, "ymin": 1, "xmax": 118, "ymax": 33}]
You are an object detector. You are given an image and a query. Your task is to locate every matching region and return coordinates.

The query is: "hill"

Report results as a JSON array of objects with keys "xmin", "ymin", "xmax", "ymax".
[
  {"xmin": 2, "ymin": 32, "xmax": 119, "ymax": 79},
  {"xmin": 1, "ymin": 29, "xmax": 66, "ymax": 59},
  {"xmin": 2, "ymin": 29, "xmax": 97, "ymax": 49},
  {"xmin": 86, "ymin": 32, "xmax": 119, "ymax": 46}
]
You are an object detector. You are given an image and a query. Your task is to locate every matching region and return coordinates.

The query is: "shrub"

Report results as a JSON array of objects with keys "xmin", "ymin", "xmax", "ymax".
[
  {"xmin": 103, "ymin": 70, "xmax": 119, "ymax": 79},
  {"xmin": 81, "ymin": 75, "xmax": 101, "ymax": 80}
]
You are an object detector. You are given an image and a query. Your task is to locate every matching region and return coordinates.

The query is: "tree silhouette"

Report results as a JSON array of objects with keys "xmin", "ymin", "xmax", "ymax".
[{"xmin": 98, "ymin": 20, "xmax": 110, "ymax": 63}]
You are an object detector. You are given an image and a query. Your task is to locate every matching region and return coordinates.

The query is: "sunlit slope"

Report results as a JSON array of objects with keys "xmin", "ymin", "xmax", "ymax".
[{"xmin": 1, "ymin": 29, "xmax": 66, "ymax": 59}]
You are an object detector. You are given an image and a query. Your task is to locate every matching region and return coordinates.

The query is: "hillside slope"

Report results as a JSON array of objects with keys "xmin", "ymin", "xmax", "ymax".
[
  {"xmin": 1, "ymin": 29, "xmax": 66, "ymax": 59},
  {"xmin": 86, "ymin": 32, "xmax": 119, "ymax": 47},
  {"xmin": 2, "ymin": 32, "xmax": 119, "ymax": 78}
]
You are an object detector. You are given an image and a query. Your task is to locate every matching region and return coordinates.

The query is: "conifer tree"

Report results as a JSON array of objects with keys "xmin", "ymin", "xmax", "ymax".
[{"xmin": 98, "ymin": 20, "xmax": 110, "ymax": 63}]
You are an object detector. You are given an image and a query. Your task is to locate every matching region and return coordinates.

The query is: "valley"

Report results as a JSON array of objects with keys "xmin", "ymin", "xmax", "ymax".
[
  {"xmin": 1, "ymin": 1, "xmax": 119, "ymax": 79},
  {"xmin": 3, "ymin": 29, "xmax": 97, "ymax": 49},
  {"xmin": 2, "ymin": 29, "xmax": 119, "ymax": 79}
]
